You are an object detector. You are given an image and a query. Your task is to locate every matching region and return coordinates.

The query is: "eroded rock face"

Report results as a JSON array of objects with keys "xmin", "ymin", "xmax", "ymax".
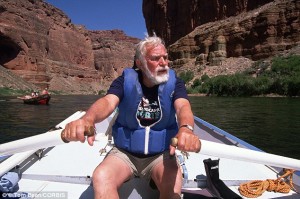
[
  {"xmin": 0, "ymin": 0, "xmax": 139, "ymax": 94},
  {"xmin": 168, "ymin": 0, "xmax": 300, "ymax": 71},
  {"xmin": 0, "ymin": 0, "xmax": 94, "ymax": 90},
  {"xmin": 89, "ymin": 30, "xmax": 139, "ymax": 84},
  {"xmin": 143, "ymin": 0, "xmax": 300, "ymax": 76},
  {"xmin": 1, "ymin": 0, "xmax": 299, "ymax": 94},
  {"xmin": 143, "ymin": 0, "xmax": 274, "ymax": 45}
]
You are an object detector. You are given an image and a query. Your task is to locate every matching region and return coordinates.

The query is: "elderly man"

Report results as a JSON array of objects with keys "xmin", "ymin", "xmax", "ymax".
[{"xmin": 63, "ymin": 35, "xmax": 201, "ymax": 199}]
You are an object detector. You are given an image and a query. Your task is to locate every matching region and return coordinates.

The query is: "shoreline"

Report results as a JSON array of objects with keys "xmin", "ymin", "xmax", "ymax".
[{"xmin": 187, "ymin": 93, "xmax": 292, "ymax": 98}]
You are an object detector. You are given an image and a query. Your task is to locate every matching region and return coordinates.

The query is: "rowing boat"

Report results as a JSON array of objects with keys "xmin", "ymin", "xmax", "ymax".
[
  {"xmin": 17, "ymin": 94, "xmax": 51, "ymax": 105},
  {"xmin": 0, "ymin": 111, "xmax": 299, "ymax": 198}
]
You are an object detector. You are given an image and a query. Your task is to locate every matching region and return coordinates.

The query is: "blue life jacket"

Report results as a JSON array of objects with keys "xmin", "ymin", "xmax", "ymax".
[{"xmin": 112, "ymin": 68, "xmax": 178, "ymax": 154}]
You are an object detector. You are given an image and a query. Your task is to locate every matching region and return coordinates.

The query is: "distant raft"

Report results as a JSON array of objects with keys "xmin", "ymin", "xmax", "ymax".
[{"xmin": 18, "ymin": 94, "xmax": 51, "ymax": 105}]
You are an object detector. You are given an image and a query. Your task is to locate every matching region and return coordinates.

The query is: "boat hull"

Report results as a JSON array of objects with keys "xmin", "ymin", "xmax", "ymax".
[{"xmin": 23, "ymin": 94, "xmax": 51, "ymax": 105}]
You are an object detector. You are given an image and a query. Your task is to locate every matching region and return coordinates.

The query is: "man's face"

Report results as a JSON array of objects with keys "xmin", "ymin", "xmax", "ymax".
[{"xmin": 141, "ymin": 44, "xmax": 169, "ymax": 86}]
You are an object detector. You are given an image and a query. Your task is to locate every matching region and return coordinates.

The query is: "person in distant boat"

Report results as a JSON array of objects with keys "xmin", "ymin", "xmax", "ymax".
[
  {"xmin": 63, "ymin": 34, "xmax": 201, "ymax": 199},
  {"xmin": 41, "ymin": 88, "xmax": 49, "ymax": 95},
  {"xmin": 23, "ymin": 95, "xmax": 32, "ymax": 99}
]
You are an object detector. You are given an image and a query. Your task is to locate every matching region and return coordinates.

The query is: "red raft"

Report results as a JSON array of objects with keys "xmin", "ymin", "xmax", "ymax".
[{"xmin": 18, "ymin": 94, "xmax": 51, "ymax": 105}]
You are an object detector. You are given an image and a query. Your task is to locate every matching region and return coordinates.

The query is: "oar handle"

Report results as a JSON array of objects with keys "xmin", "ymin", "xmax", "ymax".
[
  {"xmin": 170, "ymin": 137, "xmax": 178, "ymax": 147},
  {"xmin": 61, "ymin": 126, "xmax": 95, "ymax": 143},
  {"xmin": 84, "ymin": 126, "xmax": 96, "ymax": 137},
  {"xmin": 170, "ymin": 137, "xmax": 201, "ymax": 153}
]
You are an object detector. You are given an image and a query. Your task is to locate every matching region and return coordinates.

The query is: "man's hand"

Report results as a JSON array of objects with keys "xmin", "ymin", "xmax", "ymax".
[
  {"xmin": 169, "ymin": 130, "xmax": 201, "ymax": 155},
  {"xmin": 62, "ymin": 119, "xmax": 96, "ymax": 146}
]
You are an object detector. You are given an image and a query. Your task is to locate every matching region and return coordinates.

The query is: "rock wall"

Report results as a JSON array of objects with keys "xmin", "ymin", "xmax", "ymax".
[
  {"xmin": 143, "ymin": 0, "xmax": 274, "ymax": 45},
  {"xmin": 143, "ymin": 0, "xmax": 299, "ymax": 74},
  {"xmin": 89, "ymin": 30, "xmax": 139, "ymax": 84},
  {"xmin": 0, "ymin": 0, "xmax": 139, "ymax": 94},
  {"xmin": 1, "ymin": 0, "xmax": 299, "ymax": 94},
  {"xmin": 168, "ymin": 0, "xmax": 300, "ymax": 71}
]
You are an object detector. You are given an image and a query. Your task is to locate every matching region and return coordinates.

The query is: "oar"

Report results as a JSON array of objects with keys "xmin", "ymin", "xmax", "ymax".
[
  {"xmin": 2, "ymin": 134, "xmax": 300, "ymax": 171},
  {"xmin": 0, "ymin": 111, "xmax": 90, "ymax": 156},
  {"xmin": 2, "ymin": 109, "xmax": 299, "ymax": 171},
  {"xmin": 0, "ymin": 150, "xmax": 35, "ymax": 177},
  {"xmin": 0, "ymin": 110, "xmax": 119, "ymax": 157},
  {"xmin": 171, "ymin": 138, "xmax": 300, "ymax": 171},
  {"xmin": 0, "ymin": 126, "xmax": 95, "ymax": 156}
]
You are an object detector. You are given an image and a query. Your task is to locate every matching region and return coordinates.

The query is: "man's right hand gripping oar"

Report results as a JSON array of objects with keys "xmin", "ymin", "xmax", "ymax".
[
  {"xmin": 62, "ymin": 118, "xmax": 96, "ymax": 146},
  {"xmin": 62, "ymin": 94, "xmax": 119, "ymax": 146}
]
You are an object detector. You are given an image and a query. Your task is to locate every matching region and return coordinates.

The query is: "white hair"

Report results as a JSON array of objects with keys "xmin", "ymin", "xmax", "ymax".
[{"xmin": 135, "ymin": 34, "xmax": 165, "ymax": 64}]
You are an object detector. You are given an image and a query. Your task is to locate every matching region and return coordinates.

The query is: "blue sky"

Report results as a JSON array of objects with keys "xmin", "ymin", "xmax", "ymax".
[{"xmin": 45, "ymin": 0, "xmax": 147, "ymax": 39}]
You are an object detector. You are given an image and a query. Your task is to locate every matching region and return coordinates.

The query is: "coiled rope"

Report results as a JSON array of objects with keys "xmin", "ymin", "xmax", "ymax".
[{"xmin": 238, "ymin": 169, "xmax": 296, "ymax": 198}]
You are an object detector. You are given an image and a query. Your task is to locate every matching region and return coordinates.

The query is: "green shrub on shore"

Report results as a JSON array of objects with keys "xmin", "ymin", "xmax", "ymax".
[
  {"xmin": 0, "ymin": 88, "xmax": 29, "ymax": 96},
  {"xmin": 187, "ymin": 55, "xmax": 300, "ymax": 97},
  {"xmin": 179, "ymin": 70, "xmax": 194, "ymax": 84}
]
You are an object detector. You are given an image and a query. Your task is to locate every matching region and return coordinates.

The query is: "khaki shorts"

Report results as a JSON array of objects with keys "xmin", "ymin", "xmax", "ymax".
[{"xmin": 106, "ymin": 147, "xmax": 177, "ymax": 182}]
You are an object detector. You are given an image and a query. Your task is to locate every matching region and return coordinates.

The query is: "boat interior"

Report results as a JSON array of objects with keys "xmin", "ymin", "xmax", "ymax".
[{"xmin": 0, "ymin": 111, "xmax": 299, "ymax": 198}]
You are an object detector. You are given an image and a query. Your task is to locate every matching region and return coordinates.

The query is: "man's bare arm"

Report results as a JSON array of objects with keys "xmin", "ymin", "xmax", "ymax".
[
  {"xmin": 63, "ymin": 94, "xmax": 119, "ymax": 145},
  {"xmin": 83, "ymin": 94, "xmax": 119, "ymax": 124},
  {"xmin": 170, "ymin": 98, "xmax": 201, "ymax": 155}
]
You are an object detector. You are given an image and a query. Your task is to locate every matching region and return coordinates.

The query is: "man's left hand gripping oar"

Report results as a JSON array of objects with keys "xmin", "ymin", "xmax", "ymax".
[{"xmin": 169, "ymin": 128, "xmax": 201, "ymax": 155}]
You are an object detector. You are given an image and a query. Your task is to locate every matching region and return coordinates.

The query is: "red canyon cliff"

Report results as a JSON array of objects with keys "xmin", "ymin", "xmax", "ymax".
[
  {"xmin": 0, "ymin": 0, "xmax": 139, "ymax": 94},
  {"xmin": 0, "ymin": 0, "xmax": 299, "ymax": 94},
  {"xmin": 143, "ymin": 0, "xmax": 299, "ymax": 75}
]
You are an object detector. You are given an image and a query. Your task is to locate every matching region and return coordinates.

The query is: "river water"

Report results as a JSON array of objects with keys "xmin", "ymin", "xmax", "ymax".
[{"xmin": 0, "ymin": 95, "xmax": 299, "ymax": 160}]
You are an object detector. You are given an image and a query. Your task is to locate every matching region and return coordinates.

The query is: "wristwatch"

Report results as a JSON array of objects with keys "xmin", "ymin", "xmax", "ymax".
[{"xmin": 180, "ymin": 124, "xmax": 194, "ymax": 132}]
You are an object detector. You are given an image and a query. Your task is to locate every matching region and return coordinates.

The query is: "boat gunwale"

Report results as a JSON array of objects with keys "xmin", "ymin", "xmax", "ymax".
[
  {"xmin": 194, "ymin": 116, "xmax": 300, "ymax": 179},
  {"xmin": 194, "ymin": 116, "xmax": 262, "ymax": 152}
]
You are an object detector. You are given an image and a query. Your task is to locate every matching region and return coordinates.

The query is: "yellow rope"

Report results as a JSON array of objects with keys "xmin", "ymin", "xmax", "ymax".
[{"xmin": 238, "ymin": 169, "xmax": 296, "ymax": 198}]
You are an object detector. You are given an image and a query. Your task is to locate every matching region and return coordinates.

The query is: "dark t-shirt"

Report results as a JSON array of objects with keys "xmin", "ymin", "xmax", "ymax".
[{"xmin": 107, "ymin": 70, "xmax": 188, "ymax": 127}]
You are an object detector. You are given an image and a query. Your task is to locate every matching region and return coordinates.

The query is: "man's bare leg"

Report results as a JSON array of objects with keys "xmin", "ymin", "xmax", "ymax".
[
  {"xmin": 93, "ymin": 155, "xmax": 132, "ymax": 199},
  {"xmin": 151, "ymin": 157, "xmax": 182, "ymax": 199}
]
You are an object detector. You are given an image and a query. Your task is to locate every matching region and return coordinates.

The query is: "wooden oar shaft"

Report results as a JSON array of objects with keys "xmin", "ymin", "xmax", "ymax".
[{"xmin": 200, "ymin": 139, "xmax": 300, "ymax": 171}]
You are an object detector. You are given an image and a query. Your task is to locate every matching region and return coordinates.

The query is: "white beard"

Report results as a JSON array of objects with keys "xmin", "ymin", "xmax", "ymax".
[{"xmin": 143, "ymin": 65, "xmax": 169, "ymax": 85}]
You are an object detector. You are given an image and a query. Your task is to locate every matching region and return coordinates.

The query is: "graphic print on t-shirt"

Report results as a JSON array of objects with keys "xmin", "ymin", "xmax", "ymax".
[{"xmin": 137, "ymin": 96, "xmax": 161, "ymax": 127}]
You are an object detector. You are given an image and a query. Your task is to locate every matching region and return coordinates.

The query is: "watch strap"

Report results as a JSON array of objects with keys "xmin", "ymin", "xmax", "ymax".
[{"xmin": 179, "ymin": 124, "xmax": 194, "ymax": 131}]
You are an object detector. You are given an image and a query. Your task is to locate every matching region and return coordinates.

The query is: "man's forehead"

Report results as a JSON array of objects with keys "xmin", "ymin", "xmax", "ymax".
[{"xmin": 146, "ymin": 45, "xmax": 167, "ymax": 54}]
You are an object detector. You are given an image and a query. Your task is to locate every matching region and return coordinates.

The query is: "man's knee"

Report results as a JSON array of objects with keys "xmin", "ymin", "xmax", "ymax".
[
  {"xmin": 93, "ymin": 161, "xmax": 133, "ymax": 189},
  {"xmin": 93, "ymin": 166, "xmax": 116, "ymax": 186},
  {"xmin": 93, "ymin": 167, "xmax": 105, "ymax": 185}
]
